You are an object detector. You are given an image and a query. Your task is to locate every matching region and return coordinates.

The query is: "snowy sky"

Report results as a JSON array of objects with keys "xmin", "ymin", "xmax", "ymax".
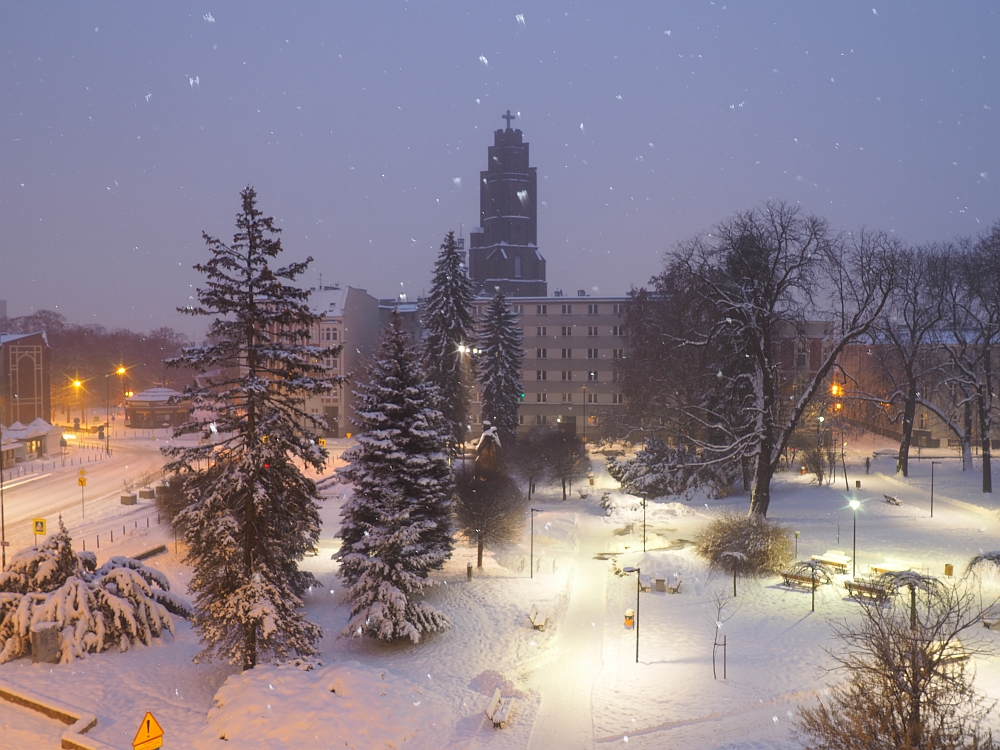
[{"xmin": 2, "ymin": 2, "xmax": 998, "ymax": 338}]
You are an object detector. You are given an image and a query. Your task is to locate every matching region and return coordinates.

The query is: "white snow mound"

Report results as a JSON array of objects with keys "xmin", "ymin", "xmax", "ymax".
[{"xmin": 195, "ymin": 661, "xmax": 450, "ymax": 749}]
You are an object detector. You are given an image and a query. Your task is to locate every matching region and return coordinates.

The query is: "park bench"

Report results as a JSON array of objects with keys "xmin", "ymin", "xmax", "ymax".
[
  {"xmin": 577, "ymin": 489, "xmax": 590, "ymax": 499},
  {"xmin": 666, "ymin": 573, "xmax": 682, "ymax": 594},
  {"xmin": 485, "ymin": 688, "xmax": 514, "ymax": 728},
  {"xmin": 527, "ymin": 605, "xmax": 548, "ymax": 631},
  {"xmin": 884, "ymin": 494, "xmax": 901, "ymax": 506},
  {"xmin": 810, "ymin": 552, "xmax": 851, "ymax": 574},
  {"xmin": 781, "ymin": 570, "xmax": 827, "ymax": 589},
  {"xmin": 869, "ymin": 560, "xmax": 923, "ymax": 576},
  {"xmin": 639, "ymin": 574, "xmax": 652, "ymax": 593},
  {"xmin": 845, "ymin": 579, "xmax": 889, "ymax": 602},
  {"xmin": 984, "ymin": 617, "xmax": 1000, "ymax": 631}
]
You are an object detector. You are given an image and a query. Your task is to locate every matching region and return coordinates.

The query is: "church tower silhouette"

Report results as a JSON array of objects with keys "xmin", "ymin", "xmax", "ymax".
[{"xmin": 468, "ymin": 110, "xmax": 547, "ymax": 297}]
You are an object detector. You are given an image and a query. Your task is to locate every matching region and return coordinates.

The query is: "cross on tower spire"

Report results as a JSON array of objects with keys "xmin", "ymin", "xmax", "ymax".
[{"xmin": 502, "ymin": 110, "xmax": 516, "ymax": 129}]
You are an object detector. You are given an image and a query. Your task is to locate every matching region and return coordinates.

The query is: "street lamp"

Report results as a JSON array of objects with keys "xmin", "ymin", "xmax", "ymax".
[
  {"xmin": 931, "ymin": 461, "xmax": 941, "ymax": 518},
  {"xmin": 622, "ymin": 565, "xmax": 641, "ymax": 663},
  {"xmin": 72, "ymin": 379, "xmax": 83, "ymax": 429},
  {"xmin": 582, "ymin": 386, "xmax": 586, "ymax": 443},
  {"xmin": 0, "ymin": 404, "xmax": 7, "ymax": 568},
  {"xmin": 104, "ymin": 366, "xmax": 127, "ymax": 456},
  {"xmin": 530, "ymin": 508, "xmax": 541, "ymax": 579},
  {"xmin": 849, "ymin": 499, "xmax": 860, "ymax": 578}
]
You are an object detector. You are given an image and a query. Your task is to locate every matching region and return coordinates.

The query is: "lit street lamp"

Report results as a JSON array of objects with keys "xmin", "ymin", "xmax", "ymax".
[
  {"xmin": 530, "ymin": 508, "xmax": 541, "ymax": 579},
  {"xmin": 931, "ymin": 460, "xmax": 941, "ymax": 517},
  {"xmin": 849, "ymin": 499, "xmax": 861, "ymax": 578},
  {"xmin": 104, "ymin": 366, "xmax": 127, "ymax": 456},
  {"xmin": 622, "ymin": 565, "xmax": 641, "ymax": 663}
]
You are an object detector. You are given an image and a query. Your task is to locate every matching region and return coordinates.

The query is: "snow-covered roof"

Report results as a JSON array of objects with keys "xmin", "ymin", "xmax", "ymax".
[
  {"xmin": 126, "ymin": 387, "xmax": 184, "ymax": 404},
  {"xmin": 0, "ymin": 331, "xmax": 49, "ymax": 347},
  {"xmin": 0, "ymin": 418, "xmax": 58, "ymax": 441},
  {"xmin": 308, "ymin": 285, "xmax": 349, "ymax": 319}
]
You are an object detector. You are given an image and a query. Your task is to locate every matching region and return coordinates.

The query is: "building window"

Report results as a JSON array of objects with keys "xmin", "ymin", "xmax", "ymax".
[
  {"xmin": 613, "ymin": 348, "xmax": 624, "ymax": 359},
  {"xmin": 561, "ymin": 349, "xmax": 572, "ymax": 359},
  {"xmin": 588, "ymin": 392, "xmax": 598, "ymax": 404},
  {"xmin": 562, "ymin": 393, "xmax": 573, "ymax": 403},
  {"xmin": 588, "ymin": 371, "xmax": 598, "ymax": 381},
  {"xmin": 587, "ymin": 349, "xmax": 598, "ymax": 359},
  {"xmin": 536, "ymin": 348, "xmax": 547, "ymax": 358},
  {"xmin": 514, "ymin": 254, "xmax": 522, "ymax": 278},
  {"xmin": 612, "ymin": 326, "xmax": 624, "ymax": 337},
  {"xmin": 519, "ymin": 414, "xmax": 525, "ymax": 425},
  {"xmin": 561, "ymin": 326, "xmax": 573, "ymax": 337},
  {"xmin": 518, "ymin": 392, "xmax": 525, "ymax": 403},
  {"xmin": 511, "ymin": 304, "xmax": 523, "ymax": 314},
  {"xmin": 535, "ymin": 414, "xmax": 547, "ymax": 425},
  {"xmin": 613, "ymin": 304, "xmax": 624, "ymax": 315},
  {"xmin": 588, "ymin": 304, "xmax": 599, "ymax": 315},
  {"xmin": 537, "ymin": 326, "xmax": 547, "ymax": 336},
  {"xmin": 588, "ymin": 326, "xmax": 598, "ymax": 337},
  {"xmin": 536, "ymin": 370, "xmax": 547, "ymax": 381},
  {"xmin": 561, "ymin": 370, "xmax": 573, "ymax": 381},
  {"xmin": 562, "ymin": 304, "xmax": 573, "ymax": 315},
  {"xmin": 536, "ymin": 392, "xmax": 547, "ymax": 403},
  {"xmin": 612, "ymin": 393, "xmax": 624, "ymax": 404},
  {"xmin": 537, "ymin": 304, "xmax": 547, "ymax": 315}
]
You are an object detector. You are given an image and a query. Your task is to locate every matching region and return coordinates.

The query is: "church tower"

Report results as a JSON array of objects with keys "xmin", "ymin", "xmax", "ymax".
[{"xmin": 468, "ymin": 111, "xmax": 547, "ymax": 297}]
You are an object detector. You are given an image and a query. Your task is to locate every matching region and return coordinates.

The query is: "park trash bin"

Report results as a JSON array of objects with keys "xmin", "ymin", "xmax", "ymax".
[
  {"xmin": 624, "ymin": 608, "xmax": 634, "ymax": 629},
  {"xmin": 800, "ymin": 466, "xmax": 807, "ymax": 475},
  {"xmin": 467, "ymin": 561, "xmax": 473, "ymax": 580},
  {"xmin": 945, "ymin": 563, "xmax": 954, "ymax": 577},
  {"xmin": 655, "ymin": 578, "xmax": 666, "ymax": 592}
]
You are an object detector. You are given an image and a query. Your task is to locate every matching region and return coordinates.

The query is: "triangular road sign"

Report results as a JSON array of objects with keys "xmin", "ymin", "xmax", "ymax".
[{"xmin": 133, "ymin": 711, "xmax": 164, "ymax": 749}]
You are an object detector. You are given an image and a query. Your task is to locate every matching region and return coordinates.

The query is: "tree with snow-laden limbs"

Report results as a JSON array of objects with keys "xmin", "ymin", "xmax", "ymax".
[
  {"xmin": 607, "ymin": 438, "xmax": 738, "ymax": 500},
  {"xmin": 454, "ymin": 467, "xmax": 528, "ymax": 568},
  {"xmin": 163, "ymin": 186, "xmax": 342, "ymax": 670},
  {"xmin": 621, "ymin": 202, "xmax": 897, "ymax": 516},
  {"xmin": 422, "ymin": 230, "xmax": 478, "ymax": 457},
  {"xmin": 0, "ymin": 520, "xmax": 190, "ymax": 664},
  {"xmin": 476, "ymin": 287, "xmax": 524, "ymax": 450},
  {"xmin": 337, "ymin": 312, "xmax": 454, "ymax": 642}
]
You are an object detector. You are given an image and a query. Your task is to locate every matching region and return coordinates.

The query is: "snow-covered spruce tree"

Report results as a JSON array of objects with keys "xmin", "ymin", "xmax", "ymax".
[
  {"xmin": 337, "ymin": 312, "xmax": 454, "ymax": 642},
  {"xmin": 0, "ymin": 520, "xmax": 190, "ymax": 664},
  {"xmin": 477, "ymin": 287, "xmax": 524, "ymax": 450},
  {"xmin": 163, "ymin": 186, "xmax": 342, "ymax": 670},
  {"xmin": 607, "ymin": 438, "xmax": 738, "ymax": 500},
  {"xmin": 422, "ymin": 231, "xmax": 477, "ymax": 456}
]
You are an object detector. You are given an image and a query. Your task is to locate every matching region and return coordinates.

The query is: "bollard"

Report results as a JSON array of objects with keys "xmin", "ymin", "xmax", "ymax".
[
  {"xmin": 467, "ymin": 562, "xmax": 473, "ymax": 581},
  {"xmin": 97, "ymin": 535, "xmax": 100, "ymax": 549},
  {"xmin": 111, "ymin": 530, "xmax": 113, "ymax": 543}
]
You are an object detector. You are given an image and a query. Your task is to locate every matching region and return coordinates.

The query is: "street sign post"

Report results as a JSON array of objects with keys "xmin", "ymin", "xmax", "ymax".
[
  {"xmin": 132, "ymin": 711, "xmax": 164, "ymax": 750},
  {"xmin": 78, "ymin": 477, "xmax": 87, "ymax": 517},
  {"xmin": 33, "ymin": 518, "xmax": 46, "ymax": 543}
]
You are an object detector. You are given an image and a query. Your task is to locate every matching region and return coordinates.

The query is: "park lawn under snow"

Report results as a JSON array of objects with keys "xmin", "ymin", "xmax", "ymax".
[{"xmin": 4, "ymin": 438, "xmax": 1000, "ymax": 748}]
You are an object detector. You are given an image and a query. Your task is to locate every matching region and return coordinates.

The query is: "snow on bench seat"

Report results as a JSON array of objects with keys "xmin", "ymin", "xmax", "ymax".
[
  {"xmin": 528, "ymin": 605, "xmax": 548, "ymax": 631},
  {"xmin": 485, "ymin": 687, "xmax": 514, "ymax": 728}
]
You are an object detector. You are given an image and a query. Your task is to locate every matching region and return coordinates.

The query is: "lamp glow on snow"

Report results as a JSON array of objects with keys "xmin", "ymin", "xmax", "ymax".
[{"xmin": 849, "ymin": 499, "xmax": 861, "ymax": 578}]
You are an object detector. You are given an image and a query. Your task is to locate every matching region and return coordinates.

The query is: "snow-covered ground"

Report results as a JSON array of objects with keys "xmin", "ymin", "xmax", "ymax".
[{"xmin": 4, "ymin": 437, "xmax": 1000, "ymax": 748}]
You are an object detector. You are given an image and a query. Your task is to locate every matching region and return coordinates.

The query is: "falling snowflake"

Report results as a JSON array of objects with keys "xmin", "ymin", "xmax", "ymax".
[
  {"xmin": 515, "ymin": 14, "xmax": 525, "ymax": 26},
  {"xmin": 203, "ymin": 12, "xmax": 215, "ymax": 22},
  {"xmin": 479, "ymin": 55, "xmax": 488, "ymax": 66},
  {"xmin": 188, "ymin": 76, "xmax": 200, "ymax": 87}
]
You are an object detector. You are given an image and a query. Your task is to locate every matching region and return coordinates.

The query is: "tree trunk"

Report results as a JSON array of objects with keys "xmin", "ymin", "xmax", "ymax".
[
  {"xmin": 749, "ymin": 444, "xmax": 775, "ymax": 517},
  {"xmin": 561, "ymin": 478, "xmax": 567, "ymax": 501},
  {"xmin": 477, "ymin": 537, "xmax": 484, "ymax": 568},
  {"xmin": 963, "ymin": 399, "xmax": 974, "ymax": 471},
  {"xmin": 980, "ymin": 396, "xmax": 993, "ymax": 493},
  {"xmin": 897, "ymin": 389, "xmax": 917, "ymax": 477}
]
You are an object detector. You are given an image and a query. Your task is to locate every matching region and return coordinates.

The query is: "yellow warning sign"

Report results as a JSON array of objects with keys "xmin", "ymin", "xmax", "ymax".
[
  {"xmin": 132, "ymin": 711, "xmax": 164, "ymax": 749},
  {"xmin": 317, "ymin": 438, "xmax": 327, "ymax": 447},
  {"xmin": 33, "ymin": 519, "xmax": 46, "ymax": 535},
  {"xmin": 78, "ymin": 469, "xmax": 86, "ymax": 476},
  {"xmin": 78, "ymin": 477, "xmax": 87, "ymax": 487}
]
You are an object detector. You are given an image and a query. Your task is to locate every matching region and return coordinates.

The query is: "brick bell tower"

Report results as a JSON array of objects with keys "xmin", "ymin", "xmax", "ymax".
[{"xmin": 468, "ymin": 110, "xmax": 546, "ymax": 297}]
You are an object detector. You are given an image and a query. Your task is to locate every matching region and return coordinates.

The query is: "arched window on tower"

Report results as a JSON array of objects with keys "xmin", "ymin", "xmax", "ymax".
[{"xmin": 514, "ymin": 254, "xmax": 522, "ymax": 278}]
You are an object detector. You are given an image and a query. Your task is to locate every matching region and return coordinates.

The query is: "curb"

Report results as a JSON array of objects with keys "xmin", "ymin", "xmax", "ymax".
[{"xmin": 0, "ymin": 678, "xmax": 117, "ymax": 750}]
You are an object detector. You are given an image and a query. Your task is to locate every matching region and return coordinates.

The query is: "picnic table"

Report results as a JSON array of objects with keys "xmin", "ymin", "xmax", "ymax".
[{"xmin": 810, "ymin": 551, "xmax": 851, "ymax": 573}]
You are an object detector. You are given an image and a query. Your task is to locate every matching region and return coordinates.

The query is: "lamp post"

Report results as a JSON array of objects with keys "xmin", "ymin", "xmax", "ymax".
[
  {"xmin": 931, "ymin": 461, "xmax": 941, "ymax": 518},
  {"xmin": 642, "ymin": 493, "xmax": 647, "ymax": 552},
  {"xmin": 104, "ymin": 366, "xmax": 126, "ymax": 456},
  {"xmin": 72, "ymin": 379, "xmax": 83, "ymax": 429},
  {"xmin": 530, "ymin": 508, "xmax": 540, "ymax": 578},
  {"xmin": 849, "ymin": 499, "xmax": 860, "ymax": 578},
  {"xmin": 0, "ymin": 404, "xmax": 7, "ymax": 568},
  {"xmin": 622, "ymin": 565, "xmax": 641, "ymax": 663},
  {"xmin": 582, "ymin": 386, "xmax": 586, "ymax": 443}
]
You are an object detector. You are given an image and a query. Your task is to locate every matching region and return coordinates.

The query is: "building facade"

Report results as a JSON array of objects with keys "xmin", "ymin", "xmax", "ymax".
[{"xmin": 0, "ymin": 331, "xmax": 51, "ymax": 424}]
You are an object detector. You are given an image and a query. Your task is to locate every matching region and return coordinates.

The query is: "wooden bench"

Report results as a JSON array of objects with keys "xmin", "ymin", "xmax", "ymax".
[
  {"xmin": 884, "ymin": 494, "xmax": 901, "ymax": 506},
  {"xmin": 870, "ymin": 561, "xmax": 923, "ymax": 576},
  {"xmin": 810, "ymin": 552, "xmax": 851, "ymax": 573},
  {"xmin": 666, "ymin": 573, "xmax": 682, "ymax": 594},
  {"xmin": 639, "ymin": 574, "xmax": 652, "ymax": 593},
  {"xmin": 781, "ymin": 571, "xmax": 826, "ymax": 589},
  {"xmin": 845, "ymin": 579, "xmax": 889, "ymax": 602},
  {"xmin": 984, "ymin": 618, "xmax": 1000, "ymax": 631},
  {"xmin": 485, "ymin": 688, "xmax": 514, "ymax": 728},
  {"xmin": 577, "ymin": 489, "xmax": 590, "ymax": 499},
  {"xmin": 528, "ymin": 605, "xmax": 548, "ymax": 631}
]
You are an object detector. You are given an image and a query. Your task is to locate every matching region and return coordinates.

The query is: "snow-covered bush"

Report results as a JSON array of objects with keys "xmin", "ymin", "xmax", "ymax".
[
  {"xmin": 607, "ymin": 438, "xmax": 738, "ymax": 500},
  {"xmin": 695, "ymin": 511, "xmax": 793, "ymax": 577},
  {"xmin": 0, "ymin": 521, "xmax": 190, "ymax": 664}
]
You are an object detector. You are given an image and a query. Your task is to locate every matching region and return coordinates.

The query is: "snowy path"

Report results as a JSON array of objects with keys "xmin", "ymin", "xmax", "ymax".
[{"xmin": 527, "ymin": 518, "xmax": 607, "ymax": 750}]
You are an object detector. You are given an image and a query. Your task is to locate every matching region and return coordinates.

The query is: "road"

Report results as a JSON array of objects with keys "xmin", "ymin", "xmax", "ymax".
[{"xmin": 0, "ymin": 433, "xmax": 172, "ymax": 552}]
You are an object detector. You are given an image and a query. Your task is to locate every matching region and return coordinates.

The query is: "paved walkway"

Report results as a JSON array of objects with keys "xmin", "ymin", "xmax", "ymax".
[{"xmin": 527, "ymin": 522, "xmax": 607, "ymax": 749}]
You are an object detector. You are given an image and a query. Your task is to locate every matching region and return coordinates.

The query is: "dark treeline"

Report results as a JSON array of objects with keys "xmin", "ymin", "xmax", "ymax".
[{"xmin": 0, "ymin": 309, "xmax": 194, "ymax": 420}]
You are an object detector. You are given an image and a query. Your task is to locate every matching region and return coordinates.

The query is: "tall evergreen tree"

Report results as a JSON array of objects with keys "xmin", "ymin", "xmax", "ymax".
[
  {"xmin": 422, "ymin": 231, "xmax": 477, "ymax": 455},
  {"xmin": 337, "ymin": 312, "xmax": 454, "ymax": 642},
  {"xmin": 164, "ymin": 186, "xmax": 342, "ymax": 670},
  {"xmin": 477, "ymin": 287, "xmax": 524, "ymax": 449}
]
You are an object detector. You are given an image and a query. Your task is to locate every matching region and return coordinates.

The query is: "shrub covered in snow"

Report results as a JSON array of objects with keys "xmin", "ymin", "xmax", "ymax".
[
  {"xmin": 0, "ymin": 520, "xmax": 190, "ymax": 664},
  {"xmin": 607, "ymin": 438, "xmax": 738, "ymax": 500},
  {"xmin": 695, "ymin": 511, "xmax": 793, "ymax": 577}
]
